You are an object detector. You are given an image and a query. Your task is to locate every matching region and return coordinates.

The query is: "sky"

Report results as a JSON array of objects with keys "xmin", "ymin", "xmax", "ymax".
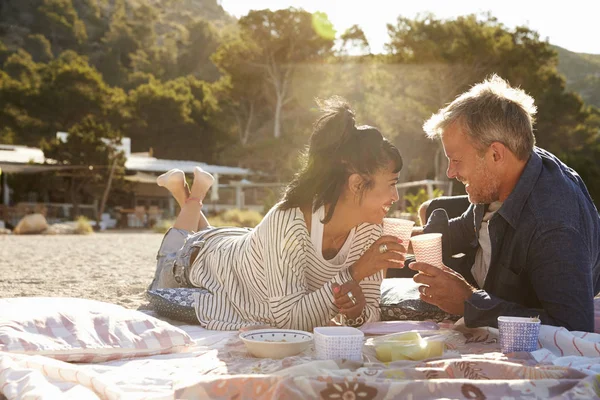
[{"xmin": 220, "ymin": 0, "xmax": 599, "ymax": 55}]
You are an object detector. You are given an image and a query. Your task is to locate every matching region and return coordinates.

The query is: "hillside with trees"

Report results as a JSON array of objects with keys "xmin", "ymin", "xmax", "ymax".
[
  {"xmin": 1, "ymin": 1, "xmax": 599, "ymax": 208},
  {"xmin": 553, "ymin": 45, "xmax": 600, "ymax": 108}
]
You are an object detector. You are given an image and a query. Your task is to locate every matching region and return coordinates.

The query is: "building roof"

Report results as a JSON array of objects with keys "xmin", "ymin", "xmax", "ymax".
[
  {"xmin": 124, "ymin": 171, "xmax": 162, "ymax": 184},
  {"xmin": 125, "ymin": 153, "xmax": 251, "ymax": 176},
  {"xmin": 0, "ymin": 144, "xmax": 252, "ymax": 177},
  {"xmin": 0, "ymin": 145, "xmax": 54, "ymax": 173},
  {"xmin": 0, "ymin": 145, "xmax": 45, "ymax": 164}
]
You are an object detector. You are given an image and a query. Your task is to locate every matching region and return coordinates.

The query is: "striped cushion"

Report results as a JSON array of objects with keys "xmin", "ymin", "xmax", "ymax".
[{"xmin": 0, "ymin": 297, "xmax": 194, "ymax": 363}]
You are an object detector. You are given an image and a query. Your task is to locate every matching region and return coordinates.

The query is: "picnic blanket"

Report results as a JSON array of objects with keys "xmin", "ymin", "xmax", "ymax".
[{"xmin": 2, "ymin": 316, "xmax": 600, "ymax": 400}]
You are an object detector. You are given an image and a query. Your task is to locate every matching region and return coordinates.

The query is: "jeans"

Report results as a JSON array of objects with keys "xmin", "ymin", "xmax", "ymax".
[{"xmin": 148, "ymin": 227, "xmax": 211, "ymax": 290}]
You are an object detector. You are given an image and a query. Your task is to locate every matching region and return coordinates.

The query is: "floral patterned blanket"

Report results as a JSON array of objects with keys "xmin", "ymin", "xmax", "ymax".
[{"xmin": 2, "ymin": 319, "xmax": 600, "ymax": 399}]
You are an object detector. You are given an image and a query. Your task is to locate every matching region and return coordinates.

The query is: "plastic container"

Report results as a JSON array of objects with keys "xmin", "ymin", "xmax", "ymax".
[
  {"xmin": 313, "ymin": 326, "xmax": 364, "ymax": 361},
  {"xmin": 498, "ymin": 316, "xmax": 541, "ymax": 353},
  {"xmin": 369, "ymin": 330, "xmax": 458, "ymax": 362}
]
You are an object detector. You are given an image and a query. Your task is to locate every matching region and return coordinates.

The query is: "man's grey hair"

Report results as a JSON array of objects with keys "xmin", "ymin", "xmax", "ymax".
[{"xmin": 423, "ymin": 74, "xmax": 537, "ymax": 161}]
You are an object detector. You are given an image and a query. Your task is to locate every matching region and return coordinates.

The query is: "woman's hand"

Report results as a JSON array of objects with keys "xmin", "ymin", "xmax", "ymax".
[
  {"xmin": 350, "ymin": 235, "xmax": 406, "ymax": 282},
  {"xmin": 332, "ymin": 281, "xmax": 365, "ymax": 320}
]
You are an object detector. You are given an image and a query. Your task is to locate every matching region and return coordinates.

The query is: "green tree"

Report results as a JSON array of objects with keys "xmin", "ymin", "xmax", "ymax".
[
  {"xmin": 24, "ymin": 34, "xmax": 54, "ymax": 62},
  {"xmin": 0, "ymin": 40, "xmax": 9, "ymax": 65},
  {"xmin": 40, "ymin": 116, "xmax": 125, "ymax": 218},
  {"xmin": 36, "ymin": 50, "xmax": 123, "ymax": 131},
  {"xmin": 572, "ymin": 75, "xmax": 600, "ymax": 108},
  {"xmin": 176, "ymin": 18, "xmax": 222, "ymax": 82},
  {"xmin": 339, "ymin": 25, "xmax": 370, "ymax": 56},
  {"xmin": 125, "ymin": 75, "xmax": 223, "ymax": 162},
  {"xmin": 385, "ymin": 13, "xmax": 598, "ymax": 186},
  {"xmin": 0, "ymin": 64, "xmax": 17, "ymax": 145},
  {"xmin": 0, "ymin": 50, "xmax": 46, "ymax": 145},
  {"xmin": 553, "ymin": 45, "xmax": 600, "ymax": 108},
  {"xmin": 71, "ymin": 0, "xmax": 106, "ymax": 43},
  {"xmin": 212, "ymin": 34, "xmax": 266, "ymax": 146},
  {"xmin": 0, "ymin": 49, "xmax": 124, "ymax": 146},
  {"xmin": 2, "ymin": 49, "xmax": 41, "ymax": 86},
  {"xmin": 34, "ymin": 0, "xmax": 88, "ymax": 52},
  {"xmin": 561, "ymin": 107, "xmax": 600, "ymax": 203},
  {"xmin": 234, "ymin": 8, "xmax": 336, "ymax": 138},
  {"xmin": 96, "ymin": 2, "xmax": 151, "ymax": 86}
]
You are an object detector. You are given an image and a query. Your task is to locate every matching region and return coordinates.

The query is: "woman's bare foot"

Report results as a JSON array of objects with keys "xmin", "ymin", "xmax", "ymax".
[
  {"xmin": 190, "ymin": 167, "xmax": 214, "ymax": 202},
  {"xmin": 157, "ymin": 169, "xmax": 190, "ymax": 208}
]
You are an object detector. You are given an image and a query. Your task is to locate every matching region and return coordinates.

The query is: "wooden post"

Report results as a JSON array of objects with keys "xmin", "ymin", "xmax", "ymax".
[
  {"xmin": 210, "ymin": 173, "xmax": 220, "ymax": 201},
  {"xmin": 96, "ymin": 157, "xmax": 118, "ymax": 229},
  {"xmin": 235, "ymin": 184, "xmax": 243, "ymax": 209},
  {"xmin": 1, "ymin": 169, "xmax": 9, "ymax": 206},
  {"xmin": 426, "ymin": 181, "xmax": 434, "ymax": 199}
]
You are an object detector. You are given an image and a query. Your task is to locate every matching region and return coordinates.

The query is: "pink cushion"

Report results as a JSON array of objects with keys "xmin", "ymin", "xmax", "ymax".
[{"xmin": 0, "ymin": 297, "xmax": 194, "ymax": 363}]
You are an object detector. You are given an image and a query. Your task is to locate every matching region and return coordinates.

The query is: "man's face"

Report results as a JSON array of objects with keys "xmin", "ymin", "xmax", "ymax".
[{"xmin": 441, "ymin": 122, "xmax": 500, "ymax": 204}]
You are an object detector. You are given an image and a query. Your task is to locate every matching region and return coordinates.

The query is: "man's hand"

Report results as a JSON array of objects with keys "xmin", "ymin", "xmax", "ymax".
[
  {"xmin": 409, "ymin": 261, "xmax": 477, "ymax": 316},
  {"xmin": 332, "ymin": 281, "xmax": 366, "ymax": 320}
]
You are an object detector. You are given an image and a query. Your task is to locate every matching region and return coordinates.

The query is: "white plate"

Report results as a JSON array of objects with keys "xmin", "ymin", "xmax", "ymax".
[{"xmin": 239, "ymin": 329, "xmax": 313, "ymax": 359}]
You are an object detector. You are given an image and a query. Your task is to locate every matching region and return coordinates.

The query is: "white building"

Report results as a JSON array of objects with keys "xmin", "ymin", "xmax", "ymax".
[{"xmin": 0, "ymin": 138, "xmax": 283, "ymax": 227}]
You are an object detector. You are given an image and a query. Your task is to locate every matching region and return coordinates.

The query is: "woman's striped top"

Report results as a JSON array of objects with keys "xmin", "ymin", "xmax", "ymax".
[{"xmin": 189, "ymin": 205, "xmax": 383, "ymax": 331}]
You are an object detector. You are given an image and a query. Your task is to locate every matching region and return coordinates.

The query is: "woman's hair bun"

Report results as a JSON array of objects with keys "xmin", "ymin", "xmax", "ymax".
[{"xmin": 311, "ymin": 96, "xmax": 356, "ymax": 153}]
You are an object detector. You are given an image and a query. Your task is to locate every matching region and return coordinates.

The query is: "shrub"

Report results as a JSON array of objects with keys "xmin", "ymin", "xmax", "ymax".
[
  {"xmin": 153, "ymin": 219, "xmax": 174, "ymax": 234},
  {"xmin": 75, "ymin": 216, "xmax": 94, "ymax": 235},
  {"xmin": 262, "ymin": 188, "xmax": 279, "ymax": 215},
  {"xmin": 403, "ymin": 187, "xmax": 444, "ymax": 224},
  {"xmin": 208, "ymin": 209, "xmax": 263, "ymax": 228},
  {"xmin": 151, "ymin": 209, "xmax": 263, "ymax": 234}
]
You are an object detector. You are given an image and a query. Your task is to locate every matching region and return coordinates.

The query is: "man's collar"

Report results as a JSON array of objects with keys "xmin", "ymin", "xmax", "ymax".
[{"xmin": 496, "ymin": 148, "xmax": 542, "ymax": 229}]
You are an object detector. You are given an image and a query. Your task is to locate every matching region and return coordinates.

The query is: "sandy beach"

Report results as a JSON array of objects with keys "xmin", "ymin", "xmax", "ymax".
[{"xmin": 0, "ymin": 232, "xmax": 163, "ymax": 310}]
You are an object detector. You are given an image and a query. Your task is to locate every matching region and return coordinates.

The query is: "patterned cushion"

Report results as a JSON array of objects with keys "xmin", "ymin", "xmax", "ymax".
[
  {"xmin": 380, "ymin": 278, "xmax": 460, "ymax": 322},
  {"xmin": 146, "ymin": 288, "xmax": 208, "ymax": 325},
  {"xmin": 0, "ymin": 297, "xmax": 194, "ymax": 363}
]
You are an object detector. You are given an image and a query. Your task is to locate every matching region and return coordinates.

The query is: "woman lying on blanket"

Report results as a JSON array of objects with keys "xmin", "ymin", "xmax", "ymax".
[{"xmin": 150, "ymin": 96, "xmax": 407, "ymax": 331}]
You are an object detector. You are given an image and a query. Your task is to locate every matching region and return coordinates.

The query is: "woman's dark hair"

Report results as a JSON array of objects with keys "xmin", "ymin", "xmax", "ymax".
[{"xmin": 279, "ymin": 96, "xmax": 403, "ymax": 223}]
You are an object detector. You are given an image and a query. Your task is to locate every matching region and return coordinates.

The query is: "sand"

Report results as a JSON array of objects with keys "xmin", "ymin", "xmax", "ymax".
[{"xmin": 0, "ymin": 232, "xmax": 164, "ymax": 310}]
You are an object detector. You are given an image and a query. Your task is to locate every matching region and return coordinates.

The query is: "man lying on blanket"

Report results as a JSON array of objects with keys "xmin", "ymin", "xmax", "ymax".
[{"xmin": 409, "ymin": 75, "xmax": 600, "ymax": 332}]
